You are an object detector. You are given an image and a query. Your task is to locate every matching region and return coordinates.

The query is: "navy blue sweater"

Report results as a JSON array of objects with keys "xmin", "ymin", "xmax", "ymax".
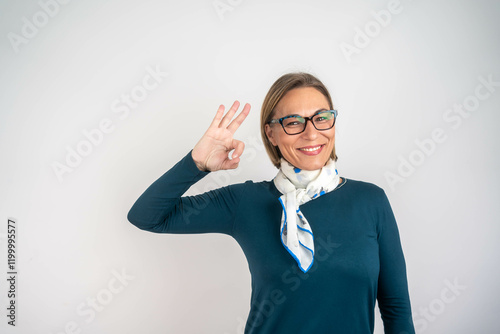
[{"xmin": 127, "ymin": 151, "xmax": 415, "ymax": 333}]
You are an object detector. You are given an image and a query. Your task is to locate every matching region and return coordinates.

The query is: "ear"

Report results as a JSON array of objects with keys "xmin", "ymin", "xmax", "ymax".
[{"xmin": 265, "ymin": 124, "xmax": 278, "ymax": 146}]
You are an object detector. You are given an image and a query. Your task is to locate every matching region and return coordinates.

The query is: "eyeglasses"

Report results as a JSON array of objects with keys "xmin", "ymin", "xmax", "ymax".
[{"xmin": 267, "ymin": 110, "xmax": 338, "ymax": 135}]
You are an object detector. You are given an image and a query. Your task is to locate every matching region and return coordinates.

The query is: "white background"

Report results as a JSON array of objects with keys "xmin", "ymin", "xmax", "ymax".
[{"xmin": 1, "ymin": 0, "xmax": 499, "ymax": 333}]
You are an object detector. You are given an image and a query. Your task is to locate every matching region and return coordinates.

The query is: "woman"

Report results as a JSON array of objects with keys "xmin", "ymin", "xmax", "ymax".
[{"xmin": 127, "ymin": 72, "xmax": 415, "ymax": 333}]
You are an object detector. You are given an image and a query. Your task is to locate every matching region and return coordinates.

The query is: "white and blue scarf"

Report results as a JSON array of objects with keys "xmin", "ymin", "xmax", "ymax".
[{"xmin": 273, "ymin": 158, "xmax": 340, "ymax": 273}]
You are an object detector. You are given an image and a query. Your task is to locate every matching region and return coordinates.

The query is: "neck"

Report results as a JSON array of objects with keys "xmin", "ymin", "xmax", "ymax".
[{"xmin": 280, "ymin": 159, "xmax": 325, "ymax": 189}]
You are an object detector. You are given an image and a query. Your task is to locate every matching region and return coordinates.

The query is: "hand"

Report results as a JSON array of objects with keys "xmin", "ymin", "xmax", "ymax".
[{"xmin": 191, "ymin": 101, "xmax": 251, "ymax": 172}]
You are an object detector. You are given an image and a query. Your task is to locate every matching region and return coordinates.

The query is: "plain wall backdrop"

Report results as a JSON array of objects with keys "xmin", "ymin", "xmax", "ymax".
[{"xmin": 1, "ymin": 0, "xmax": 499, "ymax": 333}]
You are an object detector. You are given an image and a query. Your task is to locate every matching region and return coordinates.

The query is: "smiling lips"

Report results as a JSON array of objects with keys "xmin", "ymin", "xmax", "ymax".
[{"xmin": 297, "ymin": 144, "xmax": 324, "ymax": 155}]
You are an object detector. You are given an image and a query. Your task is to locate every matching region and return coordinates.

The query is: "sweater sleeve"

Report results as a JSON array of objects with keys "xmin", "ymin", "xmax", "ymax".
[
  {"xmin": 127, "ymin": 150, "xmax": 245, "ymax": 235},
  {"xmin": 376, "ymin": 191, "xmax": 416, "ymax": 334}
]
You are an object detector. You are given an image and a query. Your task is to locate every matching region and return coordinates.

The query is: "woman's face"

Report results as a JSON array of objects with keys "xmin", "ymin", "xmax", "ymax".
[{"xmin": 265, "ymin": 87, "xmax": 335, "ymax": 171}]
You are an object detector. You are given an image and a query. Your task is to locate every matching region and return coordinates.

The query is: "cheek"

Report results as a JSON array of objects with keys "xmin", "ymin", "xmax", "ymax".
[
  {"xmin": 327, "ymin": 129, "xmax": 336, "ymax": 142},
  {"xmin": 278, "ymin": 136, "xmax": 297, "ymax": 152}
]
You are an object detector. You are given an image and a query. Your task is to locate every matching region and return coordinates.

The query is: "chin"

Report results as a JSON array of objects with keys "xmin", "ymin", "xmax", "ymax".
[
  {"xmin": 301, "ymin": 163, "xmax": 324, "ymax": 171},
  {"xmin": 294, "ymin": 157, "xmax": 330, "ymax": 171}
]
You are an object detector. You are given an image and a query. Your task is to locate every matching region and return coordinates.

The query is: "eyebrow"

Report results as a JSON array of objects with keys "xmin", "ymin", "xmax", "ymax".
[{"xmin": 282, "ymin": 108, "xmax": 329, "ymax": 118}]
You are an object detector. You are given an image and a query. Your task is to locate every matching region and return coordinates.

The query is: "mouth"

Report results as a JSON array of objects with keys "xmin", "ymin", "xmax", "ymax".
[{"xmin": 297, "ymin": 144, "xmax": 325, "ymax": 155}]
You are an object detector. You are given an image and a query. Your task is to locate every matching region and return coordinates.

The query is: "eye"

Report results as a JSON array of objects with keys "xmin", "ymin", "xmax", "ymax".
[
  {"xmin": 283, "ymin": 116, "xmax": 304, "ymax": 127},
  {"xmin": 313, "ymin": 111, "xmax": 333, "ymax": 122}
]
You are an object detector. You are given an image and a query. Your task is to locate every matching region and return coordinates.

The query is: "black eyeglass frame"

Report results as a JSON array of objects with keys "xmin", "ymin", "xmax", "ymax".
[{"xmin": 267, "ymin": 109, "xmax": 338, "ymax": 135}]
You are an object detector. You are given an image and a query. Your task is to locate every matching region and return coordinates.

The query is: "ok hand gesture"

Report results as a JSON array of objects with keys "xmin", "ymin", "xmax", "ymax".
[{"xmin": 191, "ymin": 101, "xmax": 251, "ymax": 172}]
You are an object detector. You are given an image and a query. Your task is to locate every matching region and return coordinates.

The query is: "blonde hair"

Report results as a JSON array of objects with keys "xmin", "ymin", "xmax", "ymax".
[{"xmin": 260, "ymin": 72, "xmax": 338, "ymax": 168}]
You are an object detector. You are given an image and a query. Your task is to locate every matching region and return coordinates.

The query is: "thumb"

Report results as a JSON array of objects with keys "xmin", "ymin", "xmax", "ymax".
[
  {"xmin": 231, "ymin": 139, "xmax": 245, "ymax": 159},
  {"xmin": 221, "ymin": 139, "xmax": 245, "ymax": 170}
]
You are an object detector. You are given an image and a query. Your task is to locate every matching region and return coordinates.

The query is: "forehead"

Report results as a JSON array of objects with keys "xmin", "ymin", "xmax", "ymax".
[{"xmin": 274, "ymin": 87, "xmax": 330, "ymax": 118}]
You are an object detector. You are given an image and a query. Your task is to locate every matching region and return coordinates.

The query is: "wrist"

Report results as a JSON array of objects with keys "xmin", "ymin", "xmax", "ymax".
[{"xmin": 191, "ymin": 150, "xmax": 208, "ymax": 172}]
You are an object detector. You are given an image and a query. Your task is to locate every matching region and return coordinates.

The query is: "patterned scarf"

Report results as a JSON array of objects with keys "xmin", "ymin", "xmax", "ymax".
[{"xmin": 273, "ymin": 158, "xmax": 340, "ymax": 273}]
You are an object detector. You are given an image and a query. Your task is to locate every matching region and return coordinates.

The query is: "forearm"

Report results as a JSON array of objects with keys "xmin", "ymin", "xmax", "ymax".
[
  {"xmin": 376, "ymin": 191, "xmax": 415, "ymax": 333},
  {"xmin": 127, "ymin": 150, "xmax": 210, "ymax": 232},
  {"xmin": 127, "ymin": 150, "xmax": 243, "ymax": 235}
]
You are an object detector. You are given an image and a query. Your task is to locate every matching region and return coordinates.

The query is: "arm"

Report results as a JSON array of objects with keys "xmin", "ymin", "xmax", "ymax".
[
  {"xmin": 127, "ymin": 101, "xmax": 251, "ymax": 234},
  {"xmin": 376, "ymin": 191, "xmax": 416, "ymax": 334},
  {"xmin": 127, "ymin": 150, "xmax": 245, "ymax": 234}
]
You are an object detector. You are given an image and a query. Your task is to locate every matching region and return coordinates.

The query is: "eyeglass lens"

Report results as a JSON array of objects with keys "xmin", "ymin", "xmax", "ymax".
[{"xmin": 282, "ymin": 111, "xmax": 335, "ymax": 134}]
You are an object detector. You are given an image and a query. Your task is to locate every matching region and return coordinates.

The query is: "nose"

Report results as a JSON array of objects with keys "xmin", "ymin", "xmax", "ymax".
[{"xmin": 301, "ymin": 119, "xmax": 318, "ymax": 139}]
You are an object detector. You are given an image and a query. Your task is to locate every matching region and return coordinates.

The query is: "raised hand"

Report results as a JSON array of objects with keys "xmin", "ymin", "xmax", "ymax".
[{"xmin": 191, "ymin": 101, "xmax": 251, "ymax": 172}]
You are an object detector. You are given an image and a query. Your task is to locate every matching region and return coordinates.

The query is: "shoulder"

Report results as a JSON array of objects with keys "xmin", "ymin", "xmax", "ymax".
[
  {"xmin": 239, "ymin": 179, "xmax": 277, "ymax": 195},
  {"xmin": 341, "ymin": 178, "xmax": 386, "ymax": 197},
  {"xmin": 217, "ymin": 179, "xmax": 280, "ymax": 205},
  {"xmin": 340, "ymin": 179, "xmax": 396, "ymax": 233},
  {"xmin": 212, "ymin": 178, "xmax": 277, "ymax": 196},
  {"xmin": 337, "ymin": 178, "xmax": 392, "ymax": 209}
]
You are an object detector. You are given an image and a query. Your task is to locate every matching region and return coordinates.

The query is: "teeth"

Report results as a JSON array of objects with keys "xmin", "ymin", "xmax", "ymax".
[{"xmin": 299, "ymin": 145, "xmax": 322, "ymax": 152}]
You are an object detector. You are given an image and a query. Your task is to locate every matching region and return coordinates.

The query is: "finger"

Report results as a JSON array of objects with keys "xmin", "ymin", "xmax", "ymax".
[
  {"xmin": 231, "ymin": 139, "xmax": 245, "ymax": 159},
  {"xmin": 209, "ymin": 104, "xmax": 225, "ymax": 128},
  {"xmin": 219, "ymin": 100, "xmax": 240, "ymax": 129},
  {"xmin": 221, "ymin": 140, "xmax": 244, "ymax": 170},
  {"xmin": 221, "ymin": 156, "xmax": 240, "ymax": 170},
  {"xmin": 227, "ymin": 103, "xmax": 251, "ymax": 134}
]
